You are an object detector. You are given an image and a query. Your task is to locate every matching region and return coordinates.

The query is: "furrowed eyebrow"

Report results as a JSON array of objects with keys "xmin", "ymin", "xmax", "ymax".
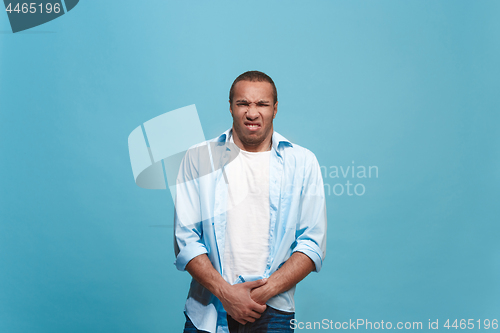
[{"xmin": 234, "ymin": 99, "xmax": 271, "ymax": 105}]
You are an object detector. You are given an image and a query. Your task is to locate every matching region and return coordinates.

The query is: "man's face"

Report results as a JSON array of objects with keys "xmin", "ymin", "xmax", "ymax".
[{"xmin": 230, "ymin": 80, "xmax": 277, "ymax": 149}]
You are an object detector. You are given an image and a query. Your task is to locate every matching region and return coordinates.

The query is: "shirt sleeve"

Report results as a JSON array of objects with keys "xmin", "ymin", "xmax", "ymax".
[
  {"xmin": 292, "ymin": 152, "xmax": 327, "ymax": 272},
  {"xmin": 173, "ymin": 147, "xmax": 208, "ymax": 271}
]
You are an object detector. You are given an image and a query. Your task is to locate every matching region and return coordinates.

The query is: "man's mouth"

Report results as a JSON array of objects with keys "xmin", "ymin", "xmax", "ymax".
[{"xmin": 245, "ymin": 123, "xmax": 261, "ymax": 131}]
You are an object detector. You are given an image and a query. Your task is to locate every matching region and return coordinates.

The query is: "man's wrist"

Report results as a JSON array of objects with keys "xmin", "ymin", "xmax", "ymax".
[
  {"xmin": 260, "ymin": 280, "xmax": 279, "ymax": 301},
  {"xmin": 214, "ymin": 281, "xmax": 231, "ymax": 302},
  {"xmin": 268, "ymin": 279, "xmax": 280, "ymax": 298}
]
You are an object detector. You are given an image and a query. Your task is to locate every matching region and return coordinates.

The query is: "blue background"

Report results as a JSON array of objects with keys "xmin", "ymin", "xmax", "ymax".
[{"xmin": 1, "ymin": 1, "xmax": 499, "ymax": 332}]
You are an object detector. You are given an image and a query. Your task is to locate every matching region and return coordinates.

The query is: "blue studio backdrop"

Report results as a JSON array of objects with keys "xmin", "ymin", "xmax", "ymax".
[{"xmin": 1, "ymin": 1, "xmax": 499, "ymax": 332}]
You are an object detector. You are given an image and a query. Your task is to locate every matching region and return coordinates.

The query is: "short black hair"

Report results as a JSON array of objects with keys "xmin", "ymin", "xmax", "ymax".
[{"xmin": 229, "ymin": 71, "xmax": 278, "ymax": 104}]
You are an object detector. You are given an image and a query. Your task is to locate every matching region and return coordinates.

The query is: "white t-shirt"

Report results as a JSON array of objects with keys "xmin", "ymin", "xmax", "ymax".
[{"xmin": 222, "ymin": 136, "xmax": 271, "ymax": 285}]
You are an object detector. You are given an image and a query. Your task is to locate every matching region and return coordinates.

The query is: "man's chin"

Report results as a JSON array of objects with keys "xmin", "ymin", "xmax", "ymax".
[
  {"xmin": 233, "ymin": 126, "xmax": 271, "ymax": 147},
  {"xmin": 240, "ymin": 135, "xmax": 264, "ymax": 146}
]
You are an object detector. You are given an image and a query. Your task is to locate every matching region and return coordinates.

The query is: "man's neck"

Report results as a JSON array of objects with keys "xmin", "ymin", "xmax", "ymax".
[{"xmin": 231, "ymin": 127, "xmax": 273, "ymax": 152}]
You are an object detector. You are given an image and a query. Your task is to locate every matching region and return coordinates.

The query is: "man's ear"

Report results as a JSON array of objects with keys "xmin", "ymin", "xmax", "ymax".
[
  {"xmin": 229, "ymin": 100, "xmax": 233, "ymax": 116},
  {"xmin": 273, "ymin": 101, "xmax": 278, "ymax": 119}
]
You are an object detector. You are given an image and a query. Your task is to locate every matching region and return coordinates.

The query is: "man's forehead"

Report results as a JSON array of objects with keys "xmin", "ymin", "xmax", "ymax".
[{"xmin": 233, "ymin": 80, "xmax": 274, "ymax": 99}]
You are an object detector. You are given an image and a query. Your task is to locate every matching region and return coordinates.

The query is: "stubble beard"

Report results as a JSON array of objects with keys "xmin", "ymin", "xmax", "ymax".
[{"xmin": 233, "ymin": 122, "xmax": 273, "ymax": 149}]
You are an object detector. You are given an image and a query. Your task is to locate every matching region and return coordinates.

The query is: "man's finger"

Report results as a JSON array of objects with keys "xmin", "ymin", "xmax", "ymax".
[
  {"xmin": 243, "ymin": 278, "xmax": 267, "ymax": 290},
  {"xmin": 246, "ymin": 309, "xmax": 263, "ymax": 320},
  {"xmin": 251, "ymin": 302, "xmax": 267, "ymax": 314},
  {"xmin": 236, "ymin": 309, "xmax": 263, "ymax": 325}
]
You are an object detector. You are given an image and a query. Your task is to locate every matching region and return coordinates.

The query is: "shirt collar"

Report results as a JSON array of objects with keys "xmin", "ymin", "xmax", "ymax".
[{"xmin": 216, "ymin": 128, "xmax": 293, "ymax": 154}]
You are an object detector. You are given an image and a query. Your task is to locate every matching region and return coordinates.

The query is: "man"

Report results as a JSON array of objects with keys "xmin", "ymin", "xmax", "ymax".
[{"xmin": 174, "ymin": 71, "xmax": 327, "ymax": 333}]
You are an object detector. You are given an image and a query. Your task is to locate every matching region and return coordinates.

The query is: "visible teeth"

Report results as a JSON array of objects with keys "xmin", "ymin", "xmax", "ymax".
[{"xmin": 247, "ymin": 124, "xmax": 258, "ymax": 127}]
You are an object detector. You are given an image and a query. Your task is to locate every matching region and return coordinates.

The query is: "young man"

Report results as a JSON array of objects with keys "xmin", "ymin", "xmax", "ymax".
[{"xmin": 174, "ymin": 71, "xmax": 327, "ymax": 333}]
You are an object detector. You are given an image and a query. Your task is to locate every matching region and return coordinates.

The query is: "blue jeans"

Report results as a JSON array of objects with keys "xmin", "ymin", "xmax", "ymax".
[
  {"xmin": 227, "ymin": 306, "xmax": 294, "ymax": 333},
  {"xmin": 183, "ymin": 307, "xmax": 295, "ymax": 333}
]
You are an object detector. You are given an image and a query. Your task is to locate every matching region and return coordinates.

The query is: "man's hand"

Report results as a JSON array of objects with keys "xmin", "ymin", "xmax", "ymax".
[
  {"xmin": 253, "ymin": 252, "xmax": 316, "ymax": 306},
  {"xmin": 250, "ymin": 283, "xmax": 274, "ymax": 305},
  {"xmin": 185, "ymin": 252, "xmax": 315, "ymax": 326},
  {"xmin": 186, "ymin": 255, "xmax": 268, "ymax": 325},
  {"xmin": 220, "ymin": 279, "xmax": 268, "ymax": 325}
]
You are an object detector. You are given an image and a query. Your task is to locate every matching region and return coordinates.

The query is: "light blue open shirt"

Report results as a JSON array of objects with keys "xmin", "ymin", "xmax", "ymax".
[{"xmin": 174, "ymin": 129, "xmax": 327, "ymax": 333}]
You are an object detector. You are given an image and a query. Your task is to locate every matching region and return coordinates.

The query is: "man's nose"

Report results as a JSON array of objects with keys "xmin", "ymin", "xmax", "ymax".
[{"xmin": 246, "ymin": 105, "xmax": 259, "ymax": 119}]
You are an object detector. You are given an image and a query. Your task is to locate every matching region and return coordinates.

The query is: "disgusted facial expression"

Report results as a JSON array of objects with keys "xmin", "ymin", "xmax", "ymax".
[{"xmin": 230, "ymin": 80, "xmax": 277, "ymax": 152}]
